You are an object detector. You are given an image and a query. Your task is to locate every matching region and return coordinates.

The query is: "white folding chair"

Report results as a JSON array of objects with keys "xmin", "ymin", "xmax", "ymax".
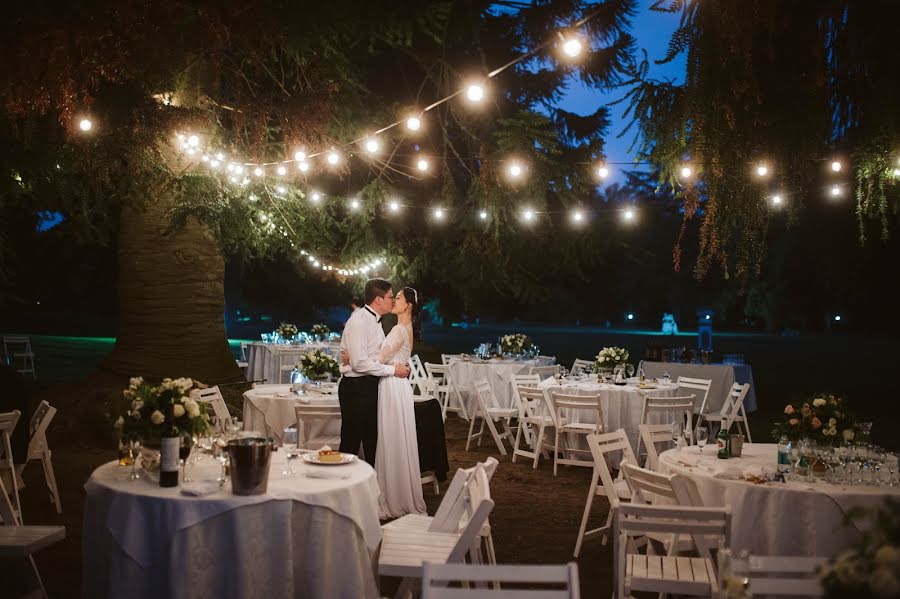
[
  {"xmin": 639, "ymin": 423, "xmax": 677, "ymax": 472},
  {"xmin": 511, "ymin": 386, "xmax": 555, "ymax": 468},
  {"xmin": 614, "ymin": 503, "xmax": 730, "ymax": 599},
  {"xmin": 293, "ymin": 404, "xmax": 342, "ymax": 449},
  {"xmin": 441, "ymin": 354, "xmax": 462, "ymax": 365},
  {"xmin": 701, "ymin": 383, "xmax": 752, "ymax": 442},
  {"xmin": 408, "ymin": 355, "xmax": 431, "ymax": 397},
  {"xmin": 676, "ymin": 376, "xmax": 712, "ymax": 416},
  {"xmin": 235, "ymin": 341, "xmax": 250, "ymax": 373},
  {"xmin": 422, "ymin": 562, "xmax": 581, "ymax": 598},
  {"xmin": 2, "ymin": 336, "xmax": 36, "ymax": 379},
  {"xmin": 574, "ymin": 431, "xmax": 637, "ymax": 557},
  {"xmin": 0, "ymin": 476, "xmax": 66, "ymax": 599},
  {"xmin": 379, "ymin": 464, "xmax": 496, "ymax": 598},
  {"xmin": 552, "ymin": 391, "xmax": 604, "ymax": 475},
  {"xmin": 529, "ymin": 364, "xmax": 560, "ymax": 380},
  {"xmin": 466, "ymin": 381, "xmax": 517, "ymax": 456},
  {"xmin": 277, "ymin": 351, "xmax": 301, "ymax": 384},
  {"xmin": 197, "ymin": 386, "xmax": 234, "ymax": 432},
  {"xmin": 741, "ymin": 555, "xmax": 827, "ymax": 597},
  {"xmin": 13, "ymin": 402, "xmax": 61, "ymax": 515},
  {"xmin": 425, "ymin": 363, "xmax": 469, "ymax": 421},
  {"xmin": 0, "ymin": 411, "xmax": 22, "ymax": 525},
  {"xmin": 635, "ymin": 394, "xmax": 695, "ymax": 460},
  {"xmin": 535, "ymin": 355, "xmax": 557, "ymax": 364},
  {"xmin": 571, "ymin": 358, "xmax": 594, "ymax": 375}
]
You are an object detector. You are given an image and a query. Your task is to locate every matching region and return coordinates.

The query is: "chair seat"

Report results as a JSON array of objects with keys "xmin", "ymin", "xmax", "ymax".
[
  {"xmin": 607, "ymin": 478, "xmax": 632, "ymax": 500},
  {"xmin": 378, "ymin": 528, "xmax": 460, "ymax": 578},
  {"xmin": 523, "ymin": 415, "xmax": 556, "ymax": 425},
  {"xmin": 13, "ymin": 352, "xmax": 34, "ymax": 358},
  {"xmin": 560, "ymin": 421, "xmax": 601, "ymax": 432},
  {"xmin": 702, "ymin": 414, "xmax": 746, "ymax": 422},
  {"xmin": 0, "ymin": 526, "xmax": 65, "ymax": 557},
  {"xmin": 486, "ymin": 408, "xmax": 518, "ymax": 418},
  {"xmin": 626, "ymin": 554, "xmax": 718, "ymax": 596},
  {"xmin": 235, "ymin": 360, "xmax": 249, "ymax": 368}
]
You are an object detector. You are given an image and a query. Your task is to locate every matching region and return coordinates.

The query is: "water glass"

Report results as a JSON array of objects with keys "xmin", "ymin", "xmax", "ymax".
[
  {"xmin": 282, "ymin": 427, "xmax": 299, "ymax": 476},
  {"xmin": 886, "ymin": 453, "xmax": 898, "ymax": 487},
  {"xmin": 695, "ymin": 427, "xmax": 709, "ymax": 454},
  {"xmin": 671, "ymin": 421, "xmax": 683, "ymax": 449},
  {"xmin": 128, "ymin": 439, "xmax": 142, "ymax": 481}
]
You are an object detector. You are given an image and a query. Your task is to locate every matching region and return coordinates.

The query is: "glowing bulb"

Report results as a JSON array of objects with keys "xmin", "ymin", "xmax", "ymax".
[
  {"xmin": 313, "ymin": 260, "xmax": 320, "ymax": 267},
  {"xmin": 201, "ymin": 154, "xmax": 209, "ymax": 162},
  {"xmin": 226, "ymin": 163, "xmax": 235, "ymax": 173},
  {"xmin": 294, "ymin": 150, "xmax": 306, "ymax": 162},
  {"xmin": 276, "ymin": 186, "xmax": 286, "ymax": 195},
  {"xmin": 831, "ymin": 160, "xmax": 842, "ymax": 172},
  {"xmin": 680, "ymin": 166, "xmax": 693, "ymax": 179},
  {"xmin": 78, "ymin": 118, "xmax": 93, "ymax": 132},
  {"xmin": 210, "ymin": 160, "xmax": 220, "ymax": 168},
  {"xmin": 623, "ymin": 208, "xmax": 635, "ymax": 221},
  {"xmin": 241, "ymin": 177, "xmax": 250, "ymax": 186},
  {"xmin": 572, "ymin": 210, "xmax": 584, "ymax": 222},
  {"xmin": 327, "ymin": 151, "xmax": 340, "ymax": 166},
  {"xmin": 597, "ymin": 165, "xmax": 610, "ymax": 179},
  {"xmin": 508, "ymin": 162, "xmax": 523, "ymax": 178},
  {"xmin": 216, "ymin": 153, "xmax": 224, "ymax": 161},
  {"xmin": 406, "ymin": 116, "xmax": 421, "ymax": 131},
  {"xmin": 185, "ymin": 148, "xmax": 196, "ymax": 156},
  {"xmin": 298, "ymin": 161, "xmax": 310, "ymax": 172},
  {"xmin": 522, "ymin": 209, "xmax": 535, "ymax": 221},
  {"xmin": 249, "ymin": 194, "xmax": 257, "ymax": 202},
  {"xmin": 254, "ymin": 167, "xmax": 264, "ymax": 177},
  {"xmin": 416, "ymin": 158, "xmax": 429, "ymax": 172},
  {"xmin": 233, "ymin": 165, "xmax": 244, "ymax": 175},
  {"xmin": 276, "ymin": 165, "xmax": 287, "ymax": 176},
  {"xmin": 771, "ymin": 194, "xmax": 783, "ymax": 205},
  {"xmin": 310, "ymin": 192, "xmax": 321, "ymax": 203},
  {"xmin": 466, "ymin": 83, "xmax": 485, "ymax": 103},
  {"xmin": 187, "ymin": 134, "xmax": 200, "ymax": 147},
  {"xmin": 349, "ymin": 198, "xmax": 360, "ymax": 210},
  {"xmin": 308, "ymin": 256, "xmax": 315, "ymax": 262},
  {"xmin": 892, "ymin": 168, "xmax": 900, "ymax": 178},
  {"xmin": 229, "ymin": 176, "xmax": 238, "ymax": 184},
  {"xmin": 627, "ymin": 313, "xmax": 634, "ymax": 320},
  {"xmin": 479, "ymin": 210, "xmax": 488, "ymax": 220},
  {"xmin": 834, "ymin": 315, "xmax": 842, "ymax": 321},
  {"xmin": 562, "ymin": 38, "xmax": 583, "ymax": 57},
  {"xmin": 756, "ymin": 164, "xmax": 769, "ymax": 177},
  {"xmin": 830, "ymin": 185, "xmax": 841, "ymax": 197},
  {"xmin": 388, "ymin": 200, "xmax": 400, "ymax": 212},
  {"xmin": 433, "ymin": 207, "xmax": 444, "ymax": 219},
  {"xmin": 364, "ymin": 138, "xmax": 380, "ymax": 154}
]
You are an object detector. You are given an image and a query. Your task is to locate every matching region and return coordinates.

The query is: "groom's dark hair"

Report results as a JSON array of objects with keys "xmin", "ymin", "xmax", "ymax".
[{"xmin": 364, "ymin": 278, "xmax": 392, "ymax": 305}]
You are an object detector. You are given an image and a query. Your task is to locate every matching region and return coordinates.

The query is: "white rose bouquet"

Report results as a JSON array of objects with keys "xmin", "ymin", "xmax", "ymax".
[
  {"xmin": 310, "ymin": 323, "xmax": 331, "ymax": 337},
  {"xmin": 595, "ymin": 347, "xmax": 630, "ymax": 371},
  {"xmin": 499, "ymin": 333, "xmax": 531, "ymax": 355},
  {"xmin": 119, "ymin": 376, "xmax": 213, "ymax": 443},
  {"xmin": 277, "ymin": 322, "xmax": 298, "ymax": 339},
  {"xmin": 298, "ymin": 349, "xmax": 340, "ymax": 380}
]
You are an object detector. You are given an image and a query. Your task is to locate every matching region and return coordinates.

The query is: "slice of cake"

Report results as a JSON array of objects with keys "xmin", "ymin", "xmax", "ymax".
[{"xmin": 318, "ymin": 449, "xmax": 343, "ymax": 463}]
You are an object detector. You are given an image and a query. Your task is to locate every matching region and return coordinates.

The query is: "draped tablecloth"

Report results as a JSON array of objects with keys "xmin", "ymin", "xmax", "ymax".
[
  {"xmin": 537, "ymin": 378, "xmax": 678, "ymax": 467},
  {"xmin": 639, "ymin": 361, "xmax": 757, "ymax": 413},
  {"xmin": 658, "ymin": 444, "xmax": 900, "ymax": 556},
  {"xmin": 449, "ymin": 357, "xmax": 556, "ymax": 414},
  {"xmin": 83, "ymin": 454, "xmax": 381, "ymax": 599},
  {"xmin": 244, "ymin": 385, "xmax": 449, "ymax": 480},
  {"xmin": 246, "ymin": 342, "xmax": 342, "ymax": 384}
]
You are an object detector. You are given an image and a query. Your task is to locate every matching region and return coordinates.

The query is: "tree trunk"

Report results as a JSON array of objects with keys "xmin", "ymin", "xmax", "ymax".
[{"xmin": 103, "ymin": 186, "xmax": 242, "ymax": 383}]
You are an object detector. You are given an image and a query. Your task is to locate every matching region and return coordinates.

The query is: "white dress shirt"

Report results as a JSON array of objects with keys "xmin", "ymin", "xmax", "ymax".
[{"xmin": 340, "ymin": 305, "xmax": 395, "ymax": 377}]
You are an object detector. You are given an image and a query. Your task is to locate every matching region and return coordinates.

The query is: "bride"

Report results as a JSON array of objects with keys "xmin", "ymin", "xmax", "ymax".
[{"xmin": 343, "ymin": 286, "xmax": 426, "ymax": 518}]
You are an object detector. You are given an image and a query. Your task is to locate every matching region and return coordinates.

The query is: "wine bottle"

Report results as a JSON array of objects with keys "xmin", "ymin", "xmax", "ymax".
[
  {"xmin": 159, "ymin": 403, "xmax": 180, "ymax": 487},
  {"xmin": 716, "ymin": 425, "xmax": 730, "ymax": 459}
]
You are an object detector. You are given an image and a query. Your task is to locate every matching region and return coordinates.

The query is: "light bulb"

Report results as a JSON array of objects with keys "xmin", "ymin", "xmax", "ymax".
[
  {"xmin": 892, "ymin": 168, "xmax": 900, "ymax": 178},
  {"xmin": 831, "ymin": 160, "xmax": 842, "ymax": 172},
  {"xmin": 830, "ymin": 185, "xmax": 841, "ymax": 197},
  {"xmin": 406, "ymin": 116, "xmax": 421, "ymax": 131},
  {"xmin": 364, "ymin": 138, "xmax": 380, "ymax": 154},
  {"xmin": 623, "ymin": 208, "xmax": 635, "ymax": 221},
  {"xmin": 298, "ymin": 161, "xmax": 310, "ymax": 172},
  {"xmin": 479, "ymin": 210, "xmax": 488, "ymax": 220},
  {"xmin": 276, "ymin": 186, "xmax": 286, "ymax": 195},
  {"xmin": 254, "ymin": 167, "xmax": 264, "ymax": 177},
  {"xmin": 417, "ymin": 158, "xmax": 429, "ymax": 172},
  {"xmin": 572, "ymin": 210, "xmax": 584, "ymax": 222},
  {"xmin": 294, "ymin": 150, "xmax": 306, "ymax": 162},
  {"xmin": 308, "ymin": 255, "xmax": 315, "ymax": 262},
  {"xmin": 313, "ymin": 260, "xmax": 320, "ymax": 267},
  {"xmin": 756, "ymin": 164, "xmax": 769, "ymax": 177},
  {"xmin": 201, "ymin": 154, "xmax": 209, "ymax": 162},
  {"xmin": 327, "ymin": 151, "xmax": 340, "ymax": 165},
  {"xmin": 508, "ymin": 162, "xmax": 523, "ymax": 178},
  {"xmin": 78, "ymin": 118, "xmax": 93, "ymax": 132},
  {"xmin": 310, "ymin": 192, "xmax": 321, "ymax": 203},
  {"xmin": 229, "ymin": 176, "xmax": 238, "ymax": 184},
  {"xmin": 522, "ymin": 209, "xmax": 535, "ymax": 221},
  {"xmin": 185, "ymin": 148, "xmax": 196, "ymax": 156},
  {"xmin": 771, "ymin": 194, "xmax": 783, "ymax": 205},
  {"xmin": 433, "ymin": 207, "xmax": 444, "ymax": 219},
  {"xmin": 562, "ymin": 38, "xmax": 583, "ymax": 57},
  {"xmin": 388, "ymin": 200, "xmax": 400, "ymax": 212},
  {"xmin": 349, "ymin": 198, "xmax": 360, "ymax": 210},
  {"xmin": 241, "ymin": 177, "xmax": 250, "ymax": 186},
  {"xmin": 210, "ymin": 160, "xmax": 220, "ymax": 168},
  {"xmin": 249, "ymin": 194, "xmax": 257, "ymax": 202},
  {"xmin": 233, "ymin": 165, "xmax": 244, "ymax": 175},
  {"xmin": 187, "ymin": 134, "xmax": 200, "ymax": 147},
  {"xmin": 597, "ymin": 166, "xmax": 610, "ymax": 179},
  {"xmin": 226, "ymin": 163, "xmax": 235, "ymax": 172},
  {"xmin": 466, "ymin": 83, "xmax": 485, "ymax": 103},
  {"xmin": 277, "ymin": 165, "xmax": 287, "ymax": 176},
  {"xmin": 680, "ymin": 166, "xmax": 692, "ymax": 179}
]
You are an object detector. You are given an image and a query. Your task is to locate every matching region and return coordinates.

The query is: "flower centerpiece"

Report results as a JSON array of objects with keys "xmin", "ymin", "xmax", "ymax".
[
  {"xmin": 310, "ymin": 323, "xmax": 330, "ymax": 340},
  {"xmin": 595, "ymin": 347, "xmax": 630, "ymax": 374},
  {"xmin": 771, "ymin": 393, "xmax": 855, "ymax": 445},
  {"xmin": 820, "ymin": 499, "xmax": 900, "ymax": 598},
  {"xmin": 297, "ymin": 349, "xmax": 340, "ymax": 381},
  {"xmin": 117, "ymin": 377, "xmax": 213, "ymax": 445},
  {"xmin": 499, "ymin": 333, "xmax": 531, "ymax": 356},
  {"xmin": 276, "ymin": 322, "xmax": 298, "ymax": 340}
]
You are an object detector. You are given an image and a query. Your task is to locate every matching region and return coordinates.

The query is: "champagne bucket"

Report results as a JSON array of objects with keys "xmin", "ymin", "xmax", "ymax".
[
  {"xmin": 729, "ymin": 434, "xmax": 744, "ymax": 457},
  {"xmin": 227, "ymin": 437, "xmax": 272, "ymax": 495}
]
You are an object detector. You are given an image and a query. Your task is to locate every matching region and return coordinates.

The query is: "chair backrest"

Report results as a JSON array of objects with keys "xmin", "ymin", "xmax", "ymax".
[
  {"xmin": 551, "ymin": 392, "xmax": 603, "ymax": 431},
  {"xmin": 515, "ymin": 383, "xmax": 545, "ymax": 417},
  {"xmin": 447, "ymin": 464, "xmax": 495, "ymax": 563},
  {"xmin": 586, "ymin": 431, "xmax": 637, "ymax": 508},
  {"xmin": 743, "ymin": 555, "xmax": 827, "ymax": 597},
  {"xmin": 240, "ymin": 341, "xmax": 250, "ymax": 361},
  {"xmin": 644, "ymin": 395, "xmax": 695, "ymax": 442},
  {"xmin": 422, "ymin": 562, "xmax": 581, "ymax": 599},
  {"xmin": 441, "ymin": 354, "xmax": 461, "ymax": 365},
  {"xmin": 571, "ymin": 358, "xmax": 594, "ymax": 374},
  {"xmin": 677, "ymin": 377, "xmax": 712, "ymax": 414},
  {"xmin": 620, "ymin": 461, "xmax": 679, "ymax": 504},
  {"xmin": 638, "ymin": 423, "xmax": 676, "ymax": 471},
  {"xmin": 26, "ymin": 401, "xmax": 56, "ymax": 460},
  {"xmin": 425, "ymin": 362, "xmax": 450, "ymax": 385},
  {"xmin": 0, "ymin": 410, "xmax": 22, "ymax": 525},
  {"xmin": 472, "ymin": 379, "xmax": 502, "ymax": 412},
  {"xmin": 429, "ymin": 468, "xmax": 472, "ymax": 533},
  {"xmin": 197, "ymin": 386, "xmax": 233, "ymax": 430},
  {"xmin": 719, "ymin": 383, "xmax": 750, "ymax": 426},
  {"xmin": 409, "ymin": 354, "xmax": 428, "ymax": 380},
  {"xmin": 530, "ymin": 364, "xmax": 560, "ymax": 380},
  {"xmin": 408, "ymin": 355, "xmax": 430, "ymax": 396},
  {"xmin": 293, "ymin": 403, "xmax": 342, "ymax": 448},
  {"xmin": 2, "ymin": 335, "xmax": 32, "ymax": 354}
]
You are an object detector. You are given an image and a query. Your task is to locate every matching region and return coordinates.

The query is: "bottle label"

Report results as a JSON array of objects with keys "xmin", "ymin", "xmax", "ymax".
[{"xmin": 161, "ymin": 437, "xmax": 180, "ymax": 472}]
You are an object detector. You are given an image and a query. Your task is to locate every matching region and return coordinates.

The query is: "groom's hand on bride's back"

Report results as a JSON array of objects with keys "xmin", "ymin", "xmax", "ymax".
[{"xmin": 394, "ymin": 363, "xmax": 410, "ymax": 378}]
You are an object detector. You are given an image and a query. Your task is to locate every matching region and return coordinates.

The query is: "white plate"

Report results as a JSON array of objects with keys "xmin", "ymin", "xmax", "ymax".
[{"xmin": 301, "ymin": 452, "xmax": 357, "ymax": 466}]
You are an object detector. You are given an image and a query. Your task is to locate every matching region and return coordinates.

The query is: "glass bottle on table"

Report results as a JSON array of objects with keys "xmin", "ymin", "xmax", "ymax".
[
  {"xmin": 159, "ymin": 403, "xmax": 180, "ymax": 488},
  {"xmin": 717, "ymin": 424, "xmax": 731, "ymax": 459}
]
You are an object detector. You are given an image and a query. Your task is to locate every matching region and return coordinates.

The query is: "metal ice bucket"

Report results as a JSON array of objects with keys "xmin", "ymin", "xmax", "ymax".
[
  {"xmin": 227, "ymin": 437, "xmax": 272, "ymax": 495},
  {"xmin": 729, "ymin": 434, "xmax": 744, "ymax": 458}
]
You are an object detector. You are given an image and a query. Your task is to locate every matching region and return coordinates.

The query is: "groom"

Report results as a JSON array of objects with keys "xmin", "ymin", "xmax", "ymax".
[{"xmin": 338, "ymin": 278, "xmax": 410, "ymax": 466}]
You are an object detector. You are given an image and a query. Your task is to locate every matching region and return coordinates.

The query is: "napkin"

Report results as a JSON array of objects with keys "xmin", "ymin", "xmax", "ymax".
[
  {"xmin": 741, "ymin": 464, "xmax": 775, "ymax": 481},
  {"xmin": 304, "ymin": 471, "xmax": 351, "ymax": 480},
  {"xmin": 180, "ymin": 482, "xmax": 222, "ymax": 497}
]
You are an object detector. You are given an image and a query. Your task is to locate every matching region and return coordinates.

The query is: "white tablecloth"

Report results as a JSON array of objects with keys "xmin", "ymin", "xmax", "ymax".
[
  {"xmin": 449, "ymin": 357, "xmax": 555, "ymax": 414},
  {"xmin": 658, "ymin": 444, "xmax": 900, "ymax": 556},
  {"xmin": 246, "ymin": 342, "xmax": 342, "ymax": 383},
  {"xmin": 83, "ymin": 454, "xmax": 381, "ymax": 599},
  {"xmin": 243, "ymin": 384, "xmax": 340, "ymax": 444},
  {"xmin": 639, "ymin": 361, "xmax": 757, "ymax": 413},
  {"xmin": 537, "ymin": 378, "xmax": 679, "ymax": 467}
]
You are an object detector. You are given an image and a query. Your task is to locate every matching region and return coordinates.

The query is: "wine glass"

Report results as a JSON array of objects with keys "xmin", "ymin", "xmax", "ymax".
[
  {"xmin": 672, "ymin": 421, "xmax": 683, "ymax": 450},
  {"xmin": 695, "ymin": 426, "xmax": 709, "ymax": 454},
  {"xmin": 886, "ymin": 453, "xmax": 898, "ymax": 487},
  {"xmin": 179, "ymin": 436, "xmax": 193, "ymax": 483},
  {"xmin": 282, "ymin": 427, "xmax": 299, "ymax": 476},
  {"xmin": 128, "ymin": 438, "xmax": 142, "ymax": 481},
  {"xmin": 802, "ymin": 439, "xmax": 818, "ymax": 482},
  {"xmin": 789, "ymin": 444, "xmax": 803, "ymax": 480},
  {"xmin": 214, "ymin": 436, "xmax": 229, "ymax": 484}
]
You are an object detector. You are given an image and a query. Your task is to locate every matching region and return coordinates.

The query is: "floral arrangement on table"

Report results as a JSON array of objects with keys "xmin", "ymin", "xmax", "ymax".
[
  {"xmin": 595, "ymin": 347, "xmax": 630, "ymax": 371},
  {"xmin": 276, "ymin": 322, "xmax": 298, "ymax": 339},
  {"xmin": 771, "ymin": 393, "xmax": 855, "ymax": 445},
  {"xmin": 310, "ymin": 323, "xmax": 330, "ymax": 338},
  {"xmin": 499, "ymin": 333, "xmax": 531, "ymax": 355},
  {"xmin": 115, "ymin": 377, "xmax": 213, "ymax": 443},
  {"xmin": 297, "ymin": 349, "xmax": 340, "ymax": 381},
  {"xmin": 820, "ymin": 499, "xmax": 900, "ymax": 598}
]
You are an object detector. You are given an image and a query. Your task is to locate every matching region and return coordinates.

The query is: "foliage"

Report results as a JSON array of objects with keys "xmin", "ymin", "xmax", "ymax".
[
  {"xmin": 297, "ymin": 349, "xmax": 339, "ymax": 380},
  {"xmin": 276, "ymin": 322, "xmax": 298, "ymax": 338},
  {"xmin": 310, "ymin": 323, "xmax": 330, "ymax": 337},
  {"xmin": 115, "ymin": 376, "xmax": 212, "ymax": 443},
  {"xmin": 595, "ymin": 346, "xmax": 629, "ymax": 370},
  {"xmin": 820, "ymin": 499, "xmax": 900, "ymax": 598},
  {"xmin": 771, "ymin": 393, "xmax": 855, "ymax": 445},
  {"xmin": 499, "ymin": 333, "xmax": 531, "ymax": 355}
]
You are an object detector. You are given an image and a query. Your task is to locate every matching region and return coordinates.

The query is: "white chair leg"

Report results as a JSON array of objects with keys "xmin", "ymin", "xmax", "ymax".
[
  {"xmin": 393, "ymin": 577, "xmax": 416, "ymax": 599},
  {"xmin": 477, "ymin": 419, "xmax": 486, "ymax": 447},
  {"xmin": 29, "ymin": 554, "xmax": 49, "ymax": 599},
  {"xmin": 553, "ymin": 427, "xmax": 560, "ymax": 476},
  {"xmin": 42, "ymin": 451, "xmax": 62, "ymax": 514},
  {"xmin": 465, "ymin": 412, "xmax": 479, "ymax": 451},
  {"xmin": 512, "ymin": 421, "xmax": 524, "ymax": 463},
  {"xmin": 574, "ymin": 471, "xmax": 600, "ymax": 557},
  {"xmin": 483, "ymin": 416, "xmax": 508, "ymax": 456}
]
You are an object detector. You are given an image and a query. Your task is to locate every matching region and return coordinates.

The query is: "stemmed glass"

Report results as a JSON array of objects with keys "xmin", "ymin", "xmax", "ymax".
[
  {"xmin": 672, "ymin": 421, "xmax": 683, "ymax": 450},
  {"xmin": 789, "ymin": 444, "xmax": 803, "ymax": 480},
  {"xmin": 801, "ymin": 439, "xmax": 818, "ymax": 482},
  {"xmin": 214, "ymin": 435, "xmax": 229, "ymax": 484},
  {"xmin": 886, "ymin": 453, "xmax": 898, "ymax": 487},
  {"xmin": 128, "ymin": 438, "xmax": 142, "ymax": 481},
  {"xmin": 282, "ymin": 427, "xmax": 299, "ymax": 476},
  {"xmin": 179, "ymin": 436, "xmax": 193, "ymax": 483},
  {"xmin": 695, "ymin": 426, "xmax": 709, "ymax": 454}
]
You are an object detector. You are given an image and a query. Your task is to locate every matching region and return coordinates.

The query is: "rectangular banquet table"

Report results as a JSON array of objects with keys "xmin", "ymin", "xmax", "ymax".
[
  {"xmin": 639, "ymin": 361, "xmax": 757, "ymax": 412},
  {"xmin": 83, "ymin": 452, "xmax": 382, "ymax": 599}
]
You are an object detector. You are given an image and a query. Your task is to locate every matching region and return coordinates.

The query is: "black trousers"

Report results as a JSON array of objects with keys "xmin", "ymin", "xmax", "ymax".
[{"xmin": 338, "ymin": 375, "xmax": 379, "ymax": 466}]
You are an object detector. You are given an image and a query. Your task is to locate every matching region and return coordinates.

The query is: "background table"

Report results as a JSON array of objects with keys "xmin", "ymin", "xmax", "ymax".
[
  {"xmin": 83, "ymin": 453, "xmax": 382, "ymax": 599},
  {"xmin": 246, "ymin": 342, "xmax": 342, "ymax": 383},
  {"xmin": 658, "ymin": 443, "xmax": 900, "ymax": 556},
  {"xmin": 639, "ymin": 361, "xmax": 757, "ymax": 412},
  {"xmin": 449, "ymin": 357, "xmax": 556, "ymax": 413}
]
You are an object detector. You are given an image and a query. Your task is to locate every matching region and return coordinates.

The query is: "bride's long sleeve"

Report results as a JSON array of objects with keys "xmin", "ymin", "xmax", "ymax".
[{"xmin": 377, "ymin": 326, "xmax": 405, "ymax": 363}]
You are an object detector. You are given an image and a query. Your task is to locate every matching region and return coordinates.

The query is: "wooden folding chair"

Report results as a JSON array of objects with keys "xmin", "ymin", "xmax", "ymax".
[
  {"xmin": 425, "ymin": 363, "xmax": 469, "ymax": 421},
  {"xmin": 700, "ymin": 383, "xmax": 752, "ymax": 442},
  {"xmin": 197, "ymin": 386, "xmax": 234, "ymax": 432},
  {"xmin": 635, "ymin": 394, "xmax": 695, "ymax": 460},
  {"xmin": 552, "ymin": 391, "xmax": 604, "ymax": 475},
  {"xmin": 294, "ymin": 403, "xmax": 342, "ymax": 449},
  {"xmin": 13, "ymin": 402, "xmax": 61, "ymax": 515},
  {"xmin": 571, "ymin": 358, "xmax": 594, "ymax": 375},
  {"xmin": 0, "ymin": 411, "xmax": 22, "ymax": 525},
  {"xmin": 466, "ymin": 381, "xmax": 517, "ymax": 456},
  {"xmin": 512, "ymin": 386, "xmax": 555, "ymax": 467},
  {"xmin": 2, "ymin": 336, "xmax": 36, "ymax": 379},
  {"xmin": 422, "ymin": 562, "xmax": 580, "ymax": 598},
  {"xmin": 741, "ymin": 555, "xmax": 827, "ymax": 597},
  {"xmin": 510, "ymin": 374, "xmax": 542, "ymax": 445},
  {"xmin": 529, "ymin": 364, "xmax": 560, "ymax": 380},
  {"xmin": 639, "ymin": 423, "xmax": 677, "ymax": 472},
  {"xmin": 676, "ymin": 376, "xmax": 712, "ymax": 416}
]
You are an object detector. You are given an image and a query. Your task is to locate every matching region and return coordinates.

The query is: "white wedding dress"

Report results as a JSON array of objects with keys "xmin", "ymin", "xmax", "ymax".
[{"xmin": 375, "ymin": 324, "xmax": 427, "ymax": 519}]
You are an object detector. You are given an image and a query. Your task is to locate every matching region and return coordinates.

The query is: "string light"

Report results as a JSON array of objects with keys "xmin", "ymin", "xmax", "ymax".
[
  {"xmin": 364, "ymin": 137, "xmax": 381, "ymax": 154},
  {"xmin": 78, "ymin": 118, "xmax": 93, "ymax": 132},
  {"xmin": 416, "ymin": 157, "xmax": 430, "ymax": 172},
  {"xmin": 507, "ymin": 161, "xmax": 524, "ymax": 179},
  {"xmin": 275, "ymin": 186, "xmax": 287, "ymax": 195},
  {"xmin": 561, "ymin": 37, "xmax": 583, "ymax": 58},
  {"xmin": 571, "ymin": 210, "xmax": 584, "ymax": 223},
  {"xmin": 680, "ymin": 166, "xmax": 693, "ymax": 179},
  {"xmin": 388, "ymin": 200, "xmax": 400, "ymax": 212},
  {"xmin": 326, "ymin": 151, "xmax": 340, "ymax": 166},
  {"xmin": 479, "ymin": 210, "xmax": 488, "ymax": 220},
  {"xmin": 892, "ymin": 167, "xmax": 900, "ymax": 178},
  {"xmin": 349, "ymin": 198, "xmax": 360, "ymax": 210},
  {"xmin": 755, "ymin": 164, "xmax": 769, "ymax": 178},
  {"xmin": 254, "ymin": 167, "xmax": 264, "ymax": 177},
  {"xmin": 596, "ymin": 165, "xmax": 610, "ymax": 179},
  {"xmin": 433, "ymin": 207, "xmax": 445, "ymax": 220},
  {"xmin": 294, "ymin": 150, "xmax": 307, "ymax": 162},
  {"xmin": 623, "ymin": 208, "xmax": 636, "ymax": 222},
  {"xmin": 406, "ymin": 116, "xmax": 421, "ymax": 131},
  {"xmin": 298, "ymin": 161, "xmax": 310, "ymax": 172},
  {"xmin": 187, "ymin": 135, "xmax": 200, "ymax": 147},
  {"xmin": 310, "ymin": 191, "xmax": 322, "ymax": 203},
  {"xmin": 276, "ymin": 165, "xmax": 287, "ymax": 176},
  {"xmin": 830, "ymin": 185, "xmax": 842, "ymax": 197},
  {"xmin": 522, "ymin": 209, "xmax": 535, "ymax": 222},
  {"xmin": 771, "ymin": 194, "xmax": 783, "ymax": 206},
  {"xmin": 466, "ymin": 83, "xmax": 485, "ymax": 103},
  {"xmin": 831, "ymin": 160, "xmax": 842, "ymax": 172}
]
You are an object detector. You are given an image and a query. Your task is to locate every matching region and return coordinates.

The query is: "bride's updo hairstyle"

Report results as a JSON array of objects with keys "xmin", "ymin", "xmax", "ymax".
[{"xmin": 402, "ymin": 287, "xmax": 423, "ymax": 340}]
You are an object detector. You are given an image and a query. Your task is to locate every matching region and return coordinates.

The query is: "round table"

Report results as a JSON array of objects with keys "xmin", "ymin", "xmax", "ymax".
[
  {"xmin": 449, "ymin": 357, "xmax": 556, "ymax": 413},
  {"xmin": 246, "ymin": 342, "xmax": 342, "ymax": 384},
  {"xmin": 658, "ymin": 443, "xmax": 900, "ymax": 556},
  {"xmin": 244, "ymin": 384, "xmax": 340, "ymax": 444},
  {"xmin": 83, "ymin": 452, "xmax": 382, "ymax": 599}
]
